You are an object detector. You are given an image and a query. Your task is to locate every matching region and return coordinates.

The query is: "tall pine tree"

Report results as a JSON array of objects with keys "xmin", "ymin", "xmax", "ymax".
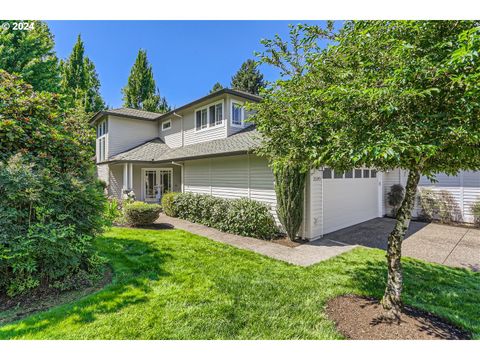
[
  {"xmin": 230, "ymin": 59, "xmax": 265, "ymax": 95},
  {"xmin": 0, "ymin": 20, "xmax": 60, "ymax": 92},
  {"xmin": 122, "ymin": 49, "xmax": 169, "ymax": 113},
  {"xmin": 60, "ymin": 35, "xmax": 105, "ymax": 113}
]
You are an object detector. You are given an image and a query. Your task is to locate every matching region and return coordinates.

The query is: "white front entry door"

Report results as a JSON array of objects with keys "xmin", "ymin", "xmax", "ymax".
[{"xmin": 143, "ymin": 168, "xmax": 172, "ymax": 202}]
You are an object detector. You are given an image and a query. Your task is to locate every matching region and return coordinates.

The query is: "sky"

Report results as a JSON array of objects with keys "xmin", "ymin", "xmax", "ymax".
[{"xmin": 47, "ymin": 21, "xmax": 331, "ymax": 109}]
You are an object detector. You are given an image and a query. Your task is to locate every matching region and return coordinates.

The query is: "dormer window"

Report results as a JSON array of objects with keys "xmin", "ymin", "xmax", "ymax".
[
  {"xmin": 97, "ymin": 119, "xmax": 108, "ymax": 162},
  {"xmin": 195, "ymin": 100, "xmax": 224, "ymax": 131},
  {"xmin": 231, "ymin": 101, "xmax": 244, "ymax": 127},
  {"xmin": 162, "ymin": 120, "xmax": 171, "ymax": 131}
]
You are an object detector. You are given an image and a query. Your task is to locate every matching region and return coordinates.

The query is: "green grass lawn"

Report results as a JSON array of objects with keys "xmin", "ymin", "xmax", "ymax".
[{"xmin": 1, "ymin": 227, "xmax": 479, "ymax": 339}]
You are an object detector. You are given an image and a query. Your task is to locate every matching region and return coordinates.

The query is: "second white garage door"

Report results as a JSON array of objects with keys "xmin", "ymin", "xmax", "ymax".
[{"xmin": 322, "ymin": 168, "xmax": 380, "ymax": 235}]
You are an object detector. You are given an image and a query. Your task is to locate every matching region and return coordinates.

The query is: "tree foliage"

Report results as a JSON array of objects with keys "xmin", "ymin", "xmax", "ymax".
[
  {"xmin": 251, "ymin": 21, "xmax": 480, "ymax": 319},
  {"xmin": 210, "ymin": 82, "xmax": 224, "ymax": 93},
  {"xmin": 60, "ymin": 35, "xmax": 105, "ymax": 113},
  {"xmin": 122, "ymin": 49, "xmax": 169, "ymax": 113},
  {"xmin": 230, "ymin": 59, "xmax": 265, "ymax": 95},
  {"xmin": 0, "ymin": 70, "xmax": 106, "ymax": 296},
  {"xmin": 0, "ymin": 20, "xmax": 60, "ymax": 92}
]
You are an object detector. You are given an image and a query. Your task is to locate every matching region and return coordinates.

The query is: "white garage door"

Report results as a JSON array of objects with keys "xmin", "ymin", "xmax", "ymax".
[{"xmin": 323, "ymin": 168, "xmax": 380, "ymax": 235}]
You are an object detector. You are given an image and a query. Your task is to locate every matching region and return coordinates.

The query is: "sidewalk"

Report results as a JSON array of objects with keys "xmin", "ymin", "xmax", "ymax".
[{"xmin": 155, "ymin": 214, "xmax": 356, "ymax": 266}]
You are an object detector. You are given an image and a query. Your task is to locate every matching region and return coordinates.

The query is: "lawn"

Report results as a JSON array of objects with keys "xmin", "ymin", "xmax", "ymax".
[{"xmin": 0, "ymin": 227, "xmax": 479, "ymax": 339}]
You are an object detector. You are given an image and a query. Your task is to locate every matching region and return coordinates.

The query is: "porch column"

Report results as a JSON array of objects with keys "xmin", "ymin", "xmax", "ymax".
[
  {"xmin": 123, "ymin": 163, "xmax": 128, "ymax": 191},
  {"xmin": 128, "ymin": 163, "xmax": 133, "ymax": 190}
]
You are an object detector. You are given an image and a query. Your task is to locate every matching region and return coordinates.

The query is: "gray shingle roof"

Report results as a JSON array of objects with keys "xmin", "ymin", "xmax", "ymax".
[
  {"xmin": 104, "ymin": 108, "xmax": 161, "ymax": 120},
  {"xmin": 109, "ymin": 126, "xmax": 262, "ymax": 163}
]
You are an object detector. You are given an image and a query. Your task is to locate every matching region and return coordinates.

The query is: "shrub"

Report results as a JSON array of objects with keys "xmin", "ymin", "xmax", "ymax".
[
  {"xmin": 273, "ymin": 164, "xmax": 307, "ymax": 241},
  {"xmin": 471, "ymin": 200, "xmax": 480, "ymax": 227},
  {"xmin": 123, "ymin": 201, "xmax": 162, "ymax": 226},
  {"xmin": 0, "ymin": 155, "xmax": 106, "ymax": 297},
  {"xmin": 418, "ymin": 188, "xmax": 463, "ymax": 224},
  {"xmin": 168, "ymin": 192, "xmax": 278, "ymax": 239},
  {"xmin": 161, "ymin": 192, "xmax": 179, "ymax": 217},
  {"xmin": 387, "ymin": 184, "xmax": 405, "ymax": 217},
  {"xmin": 104, "ymin": 197, "xmax": 122, "ymax": 226}
]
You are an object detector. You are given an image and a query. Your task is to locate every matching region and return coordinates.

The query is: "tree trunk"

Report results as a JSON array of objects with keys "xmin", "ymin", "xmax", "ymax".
[{"xmin": 381, "ymin": 168, "xmax": 421, "ymax": 320}]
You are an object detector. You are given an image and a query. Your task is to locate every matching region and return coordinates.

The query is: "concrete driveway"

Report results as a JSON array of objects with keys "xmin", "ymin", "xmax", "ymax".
[{"xmin": 323, "ymin": 217, "xmax": 480, "ymax": 271}]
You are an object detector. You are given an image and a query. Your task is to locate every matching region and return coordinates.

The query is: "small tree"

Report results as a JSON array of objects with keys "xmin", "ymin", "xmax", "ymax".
[
  {"xmin": 252, "ymin": 21, "xmax": 480, "ymax": 320},
  {"xmin": 230, "ymin": 59, "xmax": 265, "ymax": 95},
  {"xmin": 210, "ymin": 82, "xmax": 224, "ymax": 93},
  {"xmin": 122, "ymin": 49, "xmax": 170, "ymax": 113},
  {"xmin": 387, "ymin": 184, "xmax": 405, "ymax": 217}
]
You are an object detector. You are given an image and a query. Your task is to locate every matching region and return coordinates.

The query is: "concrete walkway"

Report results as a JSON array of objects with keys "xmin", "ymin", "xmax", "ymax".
[
  {"xmin": 156, "ymin": 214, "xmax": 356, "ymax": 266},
  {"xmin": 324, "ymin": 217, "xmax": 480, "ymax": 271}
]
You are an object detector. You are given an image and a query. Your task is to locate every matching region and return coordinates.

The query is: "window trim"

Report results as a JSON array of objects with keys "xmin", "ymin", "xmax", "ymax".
[
  {"xmin": 161, "ymin": 119, "xmax": 172, "ymax": 131},
  {"xmin": 230, "ymin": 100, "xmax": 244, "ymax": 128},
  {"xmin": 194, "ymin": 99, "xmax": 225, "ymax": 132},
  {"xmin": 97, "ymin": 119, "xmax": 108, "ymax": 162}
]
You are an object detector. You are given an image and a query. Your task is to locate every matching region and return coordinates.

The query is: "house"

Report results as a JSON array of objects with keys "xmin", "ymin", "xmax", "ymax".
[{"xmin": 91, "ymin": 89, "xmax": 480, "ymax": 240}]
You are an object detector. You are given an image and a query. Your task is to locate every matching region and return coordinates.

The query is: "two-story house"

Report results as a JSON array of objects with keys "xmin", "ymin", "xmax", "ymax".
[{"xmin": 91, "ymin": 88, "xmax": 480, "ymax": 240}]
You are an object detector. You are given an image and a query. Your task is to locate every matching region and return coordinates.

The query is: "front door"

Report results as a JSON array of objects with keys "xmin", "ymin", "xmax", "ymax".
[{"xmin": 143, "ymin": 168, "xmax": 172, "ymax": 202}]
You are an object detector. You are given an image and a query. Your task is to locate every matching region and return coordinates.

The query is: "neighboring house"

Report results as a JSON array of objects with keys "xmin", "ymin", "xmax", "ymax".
[{"xmin": 91, "ymin": 88, "xmax": 480, "ymax": 240}]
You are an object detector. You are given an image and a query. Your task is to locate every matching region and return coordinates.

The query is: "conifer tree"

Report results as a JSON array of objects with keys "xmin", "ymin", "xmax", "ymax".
[
  {"xmin": 230, "ymin": 59, "xmax": 265, "ymax": 95},
  {"xmin": 60, "ymin": 35, "xmax": 105, "ymax": 113},
  {"xmin": 210, "ymin": 82, "xmax": 224, "ymax": 93},
  {"xmin": 122, "ymin": 49, "xmax": 169, "ymax": 113}
]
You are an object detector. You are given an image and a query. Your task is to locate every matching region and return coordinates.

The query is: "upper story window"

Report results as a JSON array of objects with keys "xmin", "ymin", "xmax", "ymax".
[
  {"xmin": 231, "ymin": 101, "xmax": 244, "ymax": 127},
  {"xmin": 96, "ymin": 119, "xmax": 108, "ymax": 162},
  {"xmin": 195, "ymin": 101, "xmax": 224, "ymax": 131},
  {"xmin": 162, "ymin": 120, "xmax": 171, "ymax": 131}
]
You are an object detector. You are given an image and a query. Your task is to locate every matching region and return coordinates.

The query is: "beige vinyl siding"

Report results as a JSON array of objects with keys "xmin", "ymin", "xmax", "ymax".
[
  {"xmin": 108, "ymin": 115, "xmax": 158, "ymax": 157},
  {"xmin": 96, "ymin": 164, "xmax": 110, "ymax": 186},
  {"xmin": 159, "ymin": 117, "xmax": 183, "ymax": 148},
  {"xmin": 183, "ymin": 154, "xmax": 278, "ymax": 222},
  {"xmin": 183, "ymin": 101, "xmax": 228, "ymax": 146},
  {"xmin": 109, "ymin": 164, "xmax": 123, "ymax": 198}
]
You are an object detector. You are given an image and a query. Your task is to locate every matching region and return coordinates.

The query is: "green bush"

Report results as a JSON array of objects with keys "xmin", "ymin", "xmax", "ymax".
[
  {"xmin": 161, "ymin": 192, "xmax": 179, "ymax": 217},
  {"xmin": 387, "ymin": 184, "xmax": 405, "ymax": 217},
  {"xmin": 168, "ymin": 193, "xmax": 278, "ymax": 240},
  {"xmin": 0, "ymin": 155, "xmax": 106, "ymax": 297},
  {"xmin": 418, "ymin": 188, "xmax": 463, "ymax": 223},
  {"xmin": 123, "ymin": 201, "xmax": 162, "ymax": 226},
  {"xmin": 471, "ymin": 201, "xmax": 480, "ymax": 227}
]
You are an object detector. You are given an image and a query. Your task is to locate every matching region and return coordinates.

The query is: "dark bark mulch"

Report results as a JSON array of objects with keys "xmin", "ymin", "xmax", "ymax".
[
  {"xmin": 0, "ymin": 268, "xmax": 112, "ymax": 324},
  {"xmin": 326, "ymin": 294, "xmax": 471, "ymax": 340}
]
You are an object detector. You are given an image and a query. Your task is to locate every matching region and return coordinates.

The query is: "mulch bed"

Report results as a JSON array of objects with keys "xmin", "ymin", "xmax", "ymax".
[
  {"xmin": 326, "ymin": 294, "xmax": 470, "ymax": 340},
  {"xmin": 0, "ymin": 268, "xmax": 112, "ymax": 324},
  {"xmin": 271, "ymin": 236, "xmax": 309, "ymax": 248}
]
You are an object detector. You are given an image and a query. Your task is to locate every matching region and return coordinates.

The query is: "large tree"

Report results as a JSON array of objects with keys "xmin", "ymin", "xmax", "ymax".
[
  {"xmin": 251, "ymin": 21, "xmax": 480, "ymax": 319},
  {"xmin": 60, "ymin": 35, "xmax": 105, "ymax": 113},
  {"xmin": 230, "ymin": 59, "xmax": 265, "ymax": 95},
  {"xmin": 0, "ymin": 20, "xmax": 60, "ymax": 92},
  {"xmin": 122, "ymin": 49, "xmax": 169, "ymax": 113}
]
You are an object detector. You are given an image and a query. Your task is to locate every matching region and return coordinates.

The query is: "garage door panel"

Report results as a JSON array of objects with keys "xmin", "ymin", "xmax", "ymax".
[{"xmin": 323, "ymin": 178, "xmax": 379, "ymax": 234}]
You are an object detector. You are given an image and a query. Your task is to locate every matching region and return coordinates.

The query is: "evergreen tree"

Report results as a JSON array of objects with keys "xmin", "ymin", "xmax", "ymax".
[
  {"xmin": 0, "ymin": 20, "xmax": 60, "ymax": 92},
  {"xmin": 60, "ymin": 35, "xmax": 105, "ymax": 113},
  {"xmin": 122, "ymin": 49, "xmax": 170, "ymax": 113},
  {"xmin": 230, "ymin": 59, "xmax": 265, "ymax": 95},
  {"xmin": 210, "ymin": 82, "xmax": 224, "ymax": 93}
]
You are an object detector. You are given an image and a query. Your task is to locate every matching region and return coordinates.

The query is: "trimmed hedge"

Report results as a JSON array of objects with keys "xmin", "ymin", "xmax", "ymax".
[
  {"xmin": 124, "ymin": 201, "xmax": 162, "ymax": 226},
  {"xmin": 165, "ymin": 192, "xmax": 278, "ymax": 240}
]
